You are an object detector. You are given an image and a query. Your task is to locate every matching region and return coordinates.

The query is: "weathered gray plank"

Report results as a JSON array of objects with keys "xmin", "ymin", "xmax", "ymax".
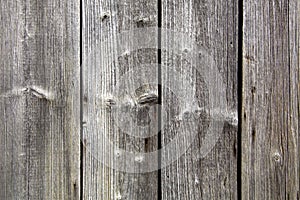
[
  {"xmin": 242, "ymin": 0, "xmax": 299, "ymax": 199},
  {"xmin": 0, "ymin": 0, "xmax": 80, "ymax": 199},
  {"xmin": 82, "ymin": 0, "xmax": 158, "ymax": 199},
  {"xmin": 161, "ymin": 0, "xmax": 239, "ymax": 199}
]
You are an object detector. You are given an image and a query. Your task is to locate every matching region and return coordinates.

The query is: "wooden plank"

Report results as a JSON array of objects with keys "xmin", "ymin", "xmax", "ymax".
[
  {"xmin": 0, "ymin": 0, "xmax": 80, "ymax": 199},
  {"xmin": 242, "ymin": 0, "xmax": 299, "ymax": 199},
  {"xmin": 82, "ymin": 0, "xmax": 158, "ymax": 199},
  {"xmin": 161, "ymin": 0, "xmax": 239, "ymax": 199}
]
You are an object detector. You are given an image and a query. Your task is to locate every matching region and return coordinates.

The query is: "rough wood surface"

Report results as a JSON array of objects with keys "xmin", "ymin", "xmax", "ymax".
[
  {"xmin": 0, "ymin": 0, "xmax": 80, "ymax": 199},
  {"xmin": 1, "ymin": 0, "xmax": 299, "ymax": 199},
  {"xmin": 161, "ymin": 0, "xmax": 239, "ymax": 199},
  {"xmin": 242, "ymin": 0, "xmax": 299, "ymax": 199},
  {"xmin": 82, "ymin": 0, "xmax": 158, "ymax": 199}
]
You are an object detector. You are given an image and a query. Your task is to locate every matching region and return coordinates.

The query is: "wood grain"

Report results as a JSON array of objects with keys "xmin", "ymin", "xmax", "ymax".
[
  {"xmin": 0, "ymin": 0, "xmax": 80, "ymax": 199},
  {"xmin": 161, "ymin": 0, "xmax": 239, "ymax": 199},
  {"xmin": 82, "ymin": 0, "xmax": 158, "ymax": 199},
  {"xmin": 242, "ymin": 0, "xmax": 299, "ymax": 199},
  {"xmin": 1, "ymin": 0, "xmax": 299, "ymax": 199}
]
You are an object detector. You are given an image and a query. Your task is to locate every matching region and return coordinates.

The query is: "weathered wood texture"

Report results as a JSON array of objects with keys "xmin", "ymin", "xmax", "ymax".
[
  {"xmin": 242, "ymin": 0, "xmax": 299, "ymax": 199},
  {"xmin": 0, "ymin": 0, "xmax": 80, "ymax": 199},
  {"xmin": 1, "ymin": 0, "xmax": 300, "ymax": 199},
  {"xmin": 161, "ymin": 0, "xmax": 239, "ymax": 199},
  {"xmin": 82, "ymin": 0, "xmax": 158, "ymax": 199}
]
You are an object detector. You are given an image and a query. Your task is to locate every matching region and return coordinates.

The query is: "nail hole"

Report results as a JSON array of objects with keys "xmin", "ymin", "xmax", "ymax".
[
  {"xmin": 102, "ymin": 15, "xmax": 108, "ymax": 20},
  {"xmin": 105, "ymin": 98, "xmax": 116, "ymax": 107},
  {"xmin": 134, "ymin": 155, "xmax": 144, "ymax": 163},
  {"xmin": 100, "ymin": 12, "xmax": 110, "ymax": 21},
  {"xmin": 115, "ymin": 150, "xmax": 121, "ymax": 157},
  {"xmin": 251, "ymin": 86, "xmax": 256, "ymax": 94},
  {"xmin": 251, "ymin": 129, "xmax": 256, "ymax": 141}
]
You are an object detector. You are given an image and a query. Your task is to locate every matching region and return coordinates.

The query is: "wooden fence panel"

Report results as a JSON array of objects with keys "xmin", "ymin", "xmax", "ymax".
[
  {"xmin": 161, "ymin": 0, "xmax": 239, "ymax": 199},
  {"xmin": 242, "ymin": 0, "xmax": 299, "ymax": 199},
  {"xmin": 82, "ymin": 0, "xmax": 158, "ymax": 199},
  {"xmin": 1, "ymin": 0, "xmax": 299, "ymax": 199},
  {"xmin": 0, "ymin": 0, "xmax": 80, "ymax": 199}
]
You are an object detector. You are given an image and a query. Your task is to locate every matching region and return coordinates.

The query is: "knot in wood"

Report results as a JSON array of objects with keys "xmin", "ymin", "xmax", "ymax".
[
  {"xmin": 105, "ymin": 98, "xmax": 116, "ymax": 107},
  {"xmin": 134, "ymin": 15, "xmax": 154, "ymax": 27},
  {"xmin": 137, "ymin": 93, "xmax": 158, "ymax": 105},
  {"xmin": 272, "ymin": 152, "xmax": 282, "ymax": 163},
  {"xmin": 100, "ymin": 11, "xmax": 110, "ymax": 21}
]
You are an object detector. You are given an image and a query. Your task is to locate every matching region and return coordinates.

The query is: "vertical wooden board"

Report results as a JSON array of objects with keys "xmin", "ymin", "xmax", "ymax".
[
  {"xmin": 242, "ymin": 0, "xmax": 299, "ymax": 199},
  {"xmin": 161, "ymin": 0, "xmax": 239, "ymax": 199},
  {"xmin": 82, "ymin": 0, "xmax": 158, "ymax": 199},
  {"xmin": 0, "ymin": 0, "xmax": 80, "ymax": 199}
]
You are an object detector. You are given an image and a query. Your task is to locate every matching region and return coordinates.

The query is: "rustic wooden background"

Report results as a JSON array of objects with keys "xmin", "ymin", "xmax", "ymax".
[{"xmin": 0, "ymin": 0, "xmax": 299, "ymax": 199}]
